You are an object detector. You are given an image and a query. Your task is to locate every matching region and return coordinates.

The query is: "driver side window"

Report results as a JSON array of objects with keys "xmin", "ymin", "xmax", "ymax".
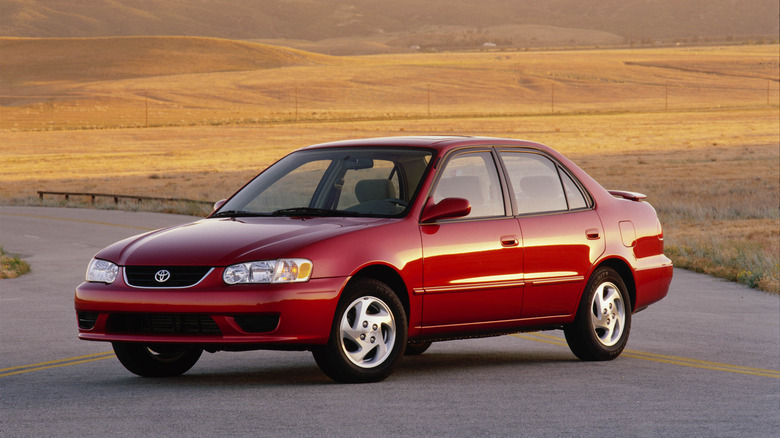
[{"xmin": 432, "ymin": 151, "xmax": 505, "ymax": 219}]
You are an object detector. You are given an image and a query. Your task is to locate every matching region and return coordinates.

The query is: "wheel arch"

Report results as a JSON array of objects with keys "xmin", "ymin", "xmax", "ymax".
[
  {"xmin": 349, "ymin": 264, "xmax": 410, "ymax": 320},
  {"xmin": 592, "ymin": 258, "xmax": 637, "ymax": 312}
]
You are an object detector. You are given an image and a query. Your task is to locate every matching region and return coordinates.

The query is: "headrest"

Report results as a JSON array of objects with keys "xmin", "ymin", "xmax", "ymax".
[{"xmin": 355, "ymin": 179, "xmax": 396, "ymax": 203}]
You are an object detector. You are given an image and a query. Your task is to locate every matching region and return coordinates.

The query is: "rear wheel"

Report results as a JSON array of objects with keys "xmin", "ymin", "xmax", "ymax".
[
  {"xmin": 112, "ymin": 342, "xmax": 202, "ymax": 377},
  {"xmin": 312, "ymin": 278, "xmax": 407, "ymax": 383},
  {"xmin": 564, "ymin": 267, "xmax": 631, "ymax": 361}
]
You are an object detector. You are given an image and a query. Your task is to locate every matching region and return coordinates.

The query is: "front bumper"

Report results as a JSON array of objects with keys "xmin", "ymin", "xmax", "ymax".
[{"xmin": 74, "ymin": 274, "xmax": 347, "ymax": 347}]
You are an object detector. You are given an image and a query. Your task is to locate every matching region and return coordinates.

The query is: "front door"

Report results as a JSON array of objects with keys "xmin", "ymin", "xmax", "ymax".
[{"xmin": 420, "ymin": 150, "xmax": 524, "ymax": 333}]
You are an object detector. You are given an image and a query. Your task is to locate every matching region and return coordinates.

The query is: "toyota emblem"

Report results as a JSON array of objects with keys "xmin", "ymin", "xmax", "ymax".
[{"xmin": 154, "ymin": 269, "xmax": 171, "ymax": 283}]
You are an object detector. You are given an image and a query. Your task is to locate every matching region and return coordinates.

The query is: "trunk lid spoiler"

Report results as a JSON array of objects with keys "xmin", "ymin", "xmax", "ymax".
[{"xmin": 608, "ymin": 190, "xmax": 647, "ymax": 201}]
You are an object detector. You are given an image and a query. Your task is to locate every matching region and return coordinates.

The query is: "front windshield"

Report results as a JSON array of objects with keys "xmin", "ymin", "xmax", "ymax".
[{"xmin": 214, "ymin": 147, "xmax": 434, "ymax": 218}]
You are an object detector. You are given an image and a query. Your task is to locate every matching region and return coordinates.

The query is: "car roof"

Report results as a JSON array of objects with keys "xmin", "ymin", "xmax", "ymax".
[{"xmin": 301, "ymin": 136, "xmax": 552, "ymax": 154}]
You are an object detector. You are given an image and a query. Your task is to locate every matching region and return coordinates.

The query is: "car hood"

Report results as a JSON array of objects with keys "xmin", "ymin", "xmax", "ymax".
[{"xmin": 96, "ymin": 216, "xmax": 387, "ymax": 266}]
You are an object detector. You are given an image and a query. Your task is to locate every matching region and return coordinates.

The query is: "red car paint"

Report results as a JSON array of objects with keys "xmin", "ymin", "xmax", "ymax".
[{"xmin": 75, "ymin": 136, "xmax": 672, "ymax": 381}]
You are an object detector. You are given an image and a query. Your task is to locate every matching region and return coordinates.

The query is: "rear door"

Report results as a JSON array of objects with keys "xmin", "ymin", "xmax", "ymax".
[{"xmin": 497, "ymin": 150, "xmax": 605, "ymax": 318}]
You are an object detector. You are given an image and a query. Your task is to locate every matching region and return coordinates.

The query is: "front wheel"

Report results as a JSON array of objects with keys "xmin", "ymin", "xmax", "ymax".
[
  {"xmin": 564, "ymin": 267, "xmax": 631, "ymax": 361},
  {"xmin": 112, "ymin": 342, "xmax": 202, "ymax": 377},
  {"xmin": 312, "ymin": 278, "xmax": 407, "ymax": 383},
  {"xmin": 405, "ymin": 340, "xmax": 432, "ymax": 356}
]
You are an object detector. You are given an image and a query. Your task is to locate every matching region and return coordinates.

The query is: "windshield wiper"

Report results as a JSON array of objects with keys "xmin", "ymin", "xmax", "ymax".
[
  {"xmin": 271, "ymin": 207, "xmax": 360, "ymax": 217},
  {"xmin": 211, "ymin": 210, "xmax": 269, "ymax": 218}
]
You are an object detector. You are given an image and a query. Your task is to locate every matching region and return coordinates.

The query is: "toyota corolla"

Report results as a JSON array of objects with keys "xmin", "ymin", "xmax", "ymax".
[{"xmin": 75, "ymin": 136, "xmax": 673, "ymax": 383}]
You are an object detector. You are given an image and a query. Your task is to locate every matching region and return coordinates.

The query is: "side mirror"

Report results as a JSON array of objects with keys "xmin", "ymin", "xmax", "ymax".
[
  {"xmin": 420, "ymin": 197, "xmax": 471, "ymax": 223},
  {"xmin": 213, "ymin": 199, "xmax": 227, "ymax": 212}
]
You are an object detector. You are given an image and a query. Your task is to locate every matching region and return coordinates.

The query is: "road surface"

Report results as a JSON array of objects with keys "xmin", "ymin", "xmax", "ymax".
[{"xmin": 1, "ymin": 206, "xmax": 778, "ymax": 437}]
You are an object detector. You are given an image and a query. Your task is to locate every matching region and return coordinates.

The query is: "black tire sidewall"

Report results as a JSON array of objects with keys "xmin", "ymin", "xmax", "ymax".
[
  {"xmin": 112, "ymin": 342, "xmax": 202, "ymax": 377},
  {"xmin": 314, "ymin": 278, "xmax": 408, "ymax": 383},
  {"xmin": 565, "ymin": 267, "xmax": 631, "ymax": 361}
]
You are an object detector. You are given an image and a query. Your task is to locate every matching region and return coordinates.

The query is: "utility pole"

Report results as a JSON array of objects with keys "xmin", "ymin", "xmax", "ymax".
[
  {"xmin": 427, "ymin": 84, "xmax": 431, "ymax": 118},
  {"xmin": 665, "ymin": 82, "xmax": 669, "ymax": 111},
  {"xmin": 551, "ymin": 82, "xmax": 555, "ymax": 114}
]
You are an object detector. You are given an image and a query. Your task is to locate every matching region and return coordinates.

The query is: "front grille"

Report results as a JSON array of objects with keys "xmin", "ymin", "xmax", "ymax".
[
  {"xmin": 107, "ymin": 313, "xmax": 221, "ymax": 335},
  {"xmin": 233, "ymin": 314, "xmax": 280, "ymax": 333},
  {"xmin": 125, "ymin": 266, "xmax": 212, "ymax": 288}
]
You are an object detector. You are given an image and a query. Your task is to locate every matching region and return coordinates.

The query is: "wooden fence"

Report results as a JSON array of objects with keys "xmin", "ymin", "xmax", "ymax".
[{"xmin": 37, "ymin": 191, "xmax": 213, "ymax": 207}]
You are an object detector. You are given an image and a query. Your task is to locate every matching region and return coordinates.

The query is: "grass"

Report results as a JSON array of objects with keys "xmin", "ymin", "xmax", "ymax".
[
  {"xmin": 0, "ymin": 246, "xmax": 30, "ymax": 279},
  {"xmin": 666, "ymin": 242, "xmax": 779, "ymax": 291},
  {"xmin": 3, "ymin": 109, "xmax": 777, "ymax": 293},
  {"xmin": 1, "ymin": 41, "xmax": 778, "ymax": 293},
  {"xmin": 2, "ymin": 41, "xmax": 777, "ymax": 131}
]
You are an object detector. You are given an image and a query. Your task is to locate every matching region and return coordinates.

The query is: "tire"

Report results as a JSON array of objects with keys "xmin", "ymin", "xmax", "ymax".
[
  {"xmin": 564, "ymin": 267, "xmax": 631, "ymax": 361},
  {"xmin": 112, "ymin": 342, "xmax": 202, "ymax": 377},
  {"xmin": 312, "ymin": 278, "xmax": 407, "ymax": 383},
  {"xmin": 405, "ymin": 340, "xmax": 432, "ymax": 356}
]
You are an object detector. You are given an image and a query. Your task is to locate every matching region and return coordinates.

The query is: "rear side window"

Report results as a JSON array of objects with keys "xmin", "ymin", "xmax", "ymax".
[
  {"xmin": 560, "ymin": 170, "xmax": 588, "ymax": 210},
  {"xmin": 499, "ymin": 151, "xmax": 587, "ymax": 215}
]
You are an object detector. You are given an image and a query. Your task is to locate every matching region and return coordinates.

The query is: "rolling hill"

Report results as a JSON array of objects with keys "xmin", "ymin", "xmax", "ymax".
[
  {"xmin": 2, "ymin": 0, "xmax": 777, "ymax": 50},
  {"xmin": 0, "ymin": 36, "xmax": 332, "ymax": 89}
]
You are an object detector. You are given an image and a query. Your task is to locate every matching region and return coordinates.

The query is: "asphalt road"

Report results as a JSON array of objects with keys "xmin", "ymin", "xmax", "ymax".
[{"xmin": 1, "ymin": 206, "xmax": 778, "ymax": 437}]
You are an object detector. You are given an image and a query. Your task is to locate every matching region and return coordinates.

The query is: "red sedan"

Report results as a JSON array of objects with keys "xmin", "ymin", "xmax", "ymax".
[{"xmin": 75, "ymin": 136, "xmax": 673, "ymax": 382}]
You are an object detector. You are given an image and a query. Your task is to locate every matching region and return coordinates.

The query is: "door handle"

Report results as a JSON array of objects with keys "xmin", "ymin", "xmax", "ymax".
[
  {"xmin": 501, "ymin": 235, "xmax": 519, "ymax": 247},
  {"xmin": 586, "ymin": 228, "xmax": 600, "ymax": 240}
]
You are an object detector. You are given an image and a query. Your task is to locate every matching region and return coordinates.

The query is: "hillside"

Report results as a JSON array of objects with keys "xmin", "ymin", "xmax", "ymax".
[
  {"xmin": 0, "ymin": 36, "xmax": 332, "ymax": 89},
  {"xmin": 2, "ymin": 0, "xmax": 777, "ymax": 51},
  {"xmin": 1, "ymin": 38, "xmax": 776, "ymax": 131}
]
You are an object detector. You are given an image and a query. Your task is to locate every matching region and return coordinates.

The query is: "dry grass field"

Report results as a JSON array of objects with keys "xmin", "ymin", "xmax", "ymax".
[
  {"xmin": 1, "ymin": 38, "xmax": 778, "ymax": 291},
  {"xmin": 2, "ymin": 38, "xmax": 778, "ymax": 129}
]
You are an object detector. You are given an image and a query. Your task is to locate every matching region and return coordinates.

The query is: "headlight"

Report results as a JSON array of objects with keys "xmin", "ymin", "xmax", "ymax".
[
  {"xmin": 86, "ymin": 258, "xmax": 119, "ymax": 283},
  {"xmin": 223, "ymin": 258, "xmax": 312, "ymax": 284}
]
